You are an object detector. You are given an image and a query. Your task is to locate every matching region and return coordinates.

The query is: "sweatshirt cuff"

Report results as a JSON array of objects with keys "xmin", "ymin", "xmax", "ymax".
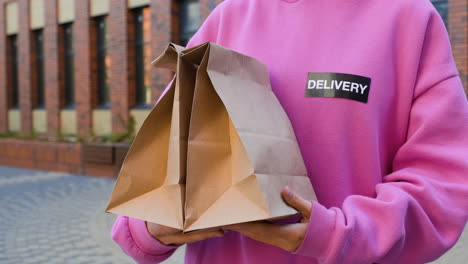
[
  {"xmin": 128, "ymin": 217, "xmax": 179, "ymax": 255},
  {"xmin": 293, "ymin": 201, "xmax": 337, "ymax": 259}
]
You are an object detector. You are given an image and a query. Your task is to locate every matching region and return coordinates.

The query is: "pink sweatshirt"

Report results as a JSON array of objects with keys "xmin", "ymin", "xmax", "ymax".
[{"xmin": 111, "ymin": 0, "xmax": 468, "ymax": 263}]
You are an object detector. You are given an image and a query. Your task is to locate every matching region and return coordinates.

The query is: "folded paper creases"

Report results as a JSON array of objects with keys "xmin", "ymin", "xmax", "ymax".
[
  {"xmin": 106, "ymin": 43, "xmax": 187, "ymax": 229},
  {"xmin": 106, "ymin": 42, "xmax": 316, "ymax": 232}
]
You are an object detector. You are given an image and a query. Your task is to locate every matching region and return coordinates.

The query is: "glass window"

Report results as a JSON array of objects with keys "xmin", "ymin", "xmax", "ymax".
[
  {"xmin": 62, "ymin": 23, "xmax": 75, "ymax": 108},
  {"xmin": 94, "ymin": 16, "xmax": 110, "ymax": 108},
  {"xmin": 179, "ymin": 0, "xmax": 201, "ymax": 46},
  {"xmin": 132, "ymin": 6, "xmax": 152, "ymax": 107},
  {"xmin": 431, "ymin": 0, "xmax": 448, "ymax": 29},
  {"xmin": 7, "ymin": 35, "xmax": 19, "ymax": 109},
  {"xmin": 33, "ymin": 29, "xmax": 45, "ymax": 108}
]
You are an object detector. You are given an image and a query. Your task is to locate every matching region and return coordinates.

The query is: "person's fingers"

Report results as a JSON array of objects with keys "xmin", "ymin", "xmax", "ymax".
[
  {"xmin": 165, "ymin": 229, "xmax": 225, "ymax": 245},
  {"xmin": 224, "ymin": 222, "xmax": 284, "ymax": 248},
  {"xmin": 281, "ymin": 186, "xmax": 312, "ymax": 219},
  {"xmin": 223, "ymin": 221, "xmax": 278, "ymax": 240},
  {"xmin": 224, "ymin": 222, "xmax": 305, "ymax": 252},
  {"xmin": 146, "ymin": 222, "xmax": 181, "ymax": 237}
]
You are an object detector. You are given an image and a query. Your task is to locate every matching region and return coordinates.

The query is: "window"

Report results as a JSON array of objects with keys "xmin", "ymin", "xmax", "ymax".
[
  {"xmin": 6, "ymin": 35, "xmax": 19, "ymax": 109},
  {"xmin": 132, "ymin": 6, "xmax": 152, "ymax": 107},
  {"xmin": 431, "ymin": 0, "xmax": 448, "ymax": 29},
  {"xmin": 33, "ymin": 29, "xmax": 45, "ymax": 108},
  {"xmin": 94, "ymin": 16, "xmax": 110, "ymax": 108},
  {"xmin": 61, "ymin": 23, "xmax": 75, "ymax": 108},
  {"xmin": 179, "ymin": 0, "xmax": 201, "ymax": 46}
]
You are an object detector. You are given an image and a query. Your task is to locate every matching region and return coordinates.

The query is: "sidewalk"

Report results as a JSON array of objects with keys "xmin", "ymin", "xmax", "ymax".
[{"xmin": 0, "ymin": 165, "xmax": 465, "ymax": 263}]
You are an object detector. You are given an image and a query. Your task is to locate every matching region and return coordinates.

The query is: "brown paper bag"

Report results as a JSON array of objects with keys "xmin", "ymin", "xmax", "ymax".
[
  {"xmin": 106, "ymin": 42, "xmax": 316, "ymax": 232},
  {"xmin": 105, "ymin": 43, "xmax": 189, "ymax": 229}
]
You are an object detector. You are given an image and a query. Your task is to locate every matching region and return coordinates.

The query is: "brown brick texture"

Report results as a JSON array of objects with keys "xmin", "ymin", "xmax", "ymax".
[
  {"xmin": 449, "ymin": 0, "xmax": 468, "ymax": 95},
  {"xmin": 0, "ymin": 139, "xmax": 83, "ymax": 174},
  {"xmin": 150, "ymin": 0, "xmax": 173, "ymax": 103},
  {"xmin": 18, "ymin": 0, "xmax": 33, "ymax": 135},
  {"xmin": 109, "ymin": 0, "xmax": 130, "ymax": 134},
  {"xmin": 74, "ymin": 0, "xmax": 93, "ymax": 138},
  {"xmin": 44, "ymin": 0, "xmax": 60, "ymax": 140}
]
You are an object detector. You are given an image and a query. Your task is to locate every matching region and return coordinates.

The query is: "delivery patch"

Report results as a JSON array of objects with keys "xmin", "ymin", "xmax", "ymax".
[{"xmin": 305, "ymin": 72, "xmax": 371, "ymax": 103}]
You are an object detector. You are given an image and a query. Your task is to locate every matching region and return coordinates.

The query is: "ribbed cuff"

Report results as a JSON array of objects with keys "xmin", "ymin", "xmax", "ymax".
[
  {"xmin": 128, "ymin": 217, "xmax": 179, "ymax": 255},
  {"xmin": 293, "ymin": 201, "xmax": 336, "ymax": 259}
]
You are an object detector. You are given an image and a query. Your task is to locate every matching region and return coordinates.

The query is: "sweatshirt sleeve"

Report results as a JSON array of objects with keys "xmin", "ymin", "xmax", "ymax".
[
  {"xmin": 111, "ymin": 216, "xmax": 179, "ymax": 264},
  {"xmin": 110, "ymin": 4, "xmax": 225, "ymax": 264},
  {"xmin": 293, "ymin": 5, "xmax": 468, "ymax": 264}
]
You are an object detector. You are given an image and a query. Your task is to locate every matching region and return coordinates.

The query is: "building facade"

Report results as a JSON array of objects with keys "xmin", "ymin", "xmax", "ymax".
[
  {"xmin": 0, "ymin": 0, "xmax": 466, "ymax": 176},
  {"xmin": 0, "ymin": 0, "xmax": 224, "ymax": 139}
]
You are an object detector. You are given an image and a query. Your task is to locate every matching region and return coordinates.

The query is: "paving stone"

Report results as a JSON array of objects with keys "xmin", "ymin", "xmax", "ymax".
[{"xmin": 0, "ymin": 165, "xmax": 176, "ymax": 264}]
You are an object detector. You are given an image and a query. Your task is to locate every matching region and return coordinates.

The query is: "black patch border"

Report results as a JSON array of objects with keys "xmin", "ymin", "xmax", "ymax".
[{"xmin": 305, "ymin": 72, "xmax": 371, "ymax": 103}]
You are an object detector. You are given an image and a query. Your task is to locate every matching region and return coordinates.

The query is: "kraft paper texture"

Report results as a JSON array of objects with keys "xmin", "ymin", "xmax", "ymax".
[{"xmin": 106, "ymin": 42, "xmax": 316, "ymax": 232}]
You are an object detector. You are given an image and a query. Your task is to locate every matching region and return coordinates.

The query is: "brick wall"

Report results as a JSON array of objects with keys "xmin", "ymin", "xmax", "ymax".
[
  {"xmin": 109, "ymin": 0, "xmax": 130, "ymax": 134},
  {"xmin": 44, "ymin": 0, "xmax": 60, "ymax": 140},
  {"xmin": 18, "ymin": 0, "xmax": 33, "ymax": 135},
  {"xmin": 449, "ymin": 0, "xmax": 468, "ymax": 94},
  {"xmin": 0, "ymin": 139, "xmax": 82, "ymax": 174},
  {"xmin": 0, "ymin": 138, "xmax": 130, "ymax": 177},
  {"xmin": 74, "ymin": 0, "xmax": 93, "ymax": 138},
  {"xmin": 150, "ymin": 0, "xmax": 173, "ymax": 102}
]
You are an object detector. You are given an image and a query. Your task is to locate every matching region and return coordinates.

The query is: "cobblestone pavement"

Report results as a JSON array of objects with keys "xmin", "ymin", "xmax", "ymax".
[
  {"xmin": 0, "ymin": 166, "xmax": 185, "ymax": 264},
  {"xmin": 0, "ymin": 165, "xmax": 466, "ymax": 264}
]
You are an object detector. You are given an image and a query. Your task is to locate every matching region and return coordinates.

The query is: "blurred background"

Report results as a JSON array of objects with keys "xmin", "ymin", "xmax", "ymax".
[{"xmin": 0, "ymin": 0, "xmax": 466, "ymax": 263}]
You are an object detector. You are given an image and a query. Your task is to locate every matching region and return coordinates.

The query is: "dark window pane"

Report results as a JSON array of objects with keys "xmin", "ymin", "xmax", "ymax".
[
  {"xmin": 431, "ymin": 0, "xmax": 448, "ymax": 30},
  {"xmin": 132, "ymin": 6, "xmax": 151, "ymax": 107},
  {"xmin": 7, "ymin": 35, "xmax": 19, "ymax": 109},
  {"xmin": 95, "ymin": 16, "xmax": 110, "ymax": 108},
  {"xmin": 134, "ymin": 8, "xmax": 145, "ymax": 105},
  {"xmin": 63, "ymin": 23, "xmax": 75, "ymax": 107},
  {"xmin": 179, "ymin": 0, "xmax": 201, "ymax": 46},
  {"xmin": 33, "ymin": 29, "xmax": 45, "ymax": 108}
]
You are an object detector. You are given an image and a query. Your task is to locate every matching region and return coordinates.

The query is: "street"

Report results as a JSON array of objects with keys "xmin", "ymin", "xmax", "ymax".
[
  {"xmin": 0, "ymin": 165, "xmax": 466, "ymax": 263},
  {"xmin": 0, "ymin": 166, "xmax": 184, "ymax": 264}
]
